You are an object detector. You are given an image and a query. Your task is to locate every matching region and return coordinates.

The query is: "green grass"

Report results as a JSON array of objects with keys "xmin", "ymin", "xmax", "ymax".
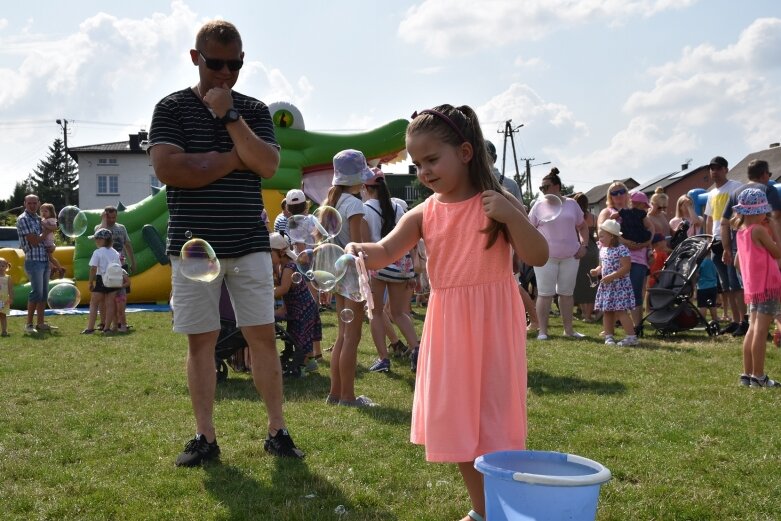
[{"xmin": 1, "ymin": 309, "xmax": 780, "ymax": 520}]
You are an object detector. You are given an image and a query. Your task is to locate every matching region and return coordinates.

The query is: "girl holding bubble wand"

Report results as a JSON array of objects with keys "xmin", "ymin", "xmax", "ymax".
[
  {"xmin": 347, "ymin": 105, "xmax": 548, "ymax": 521},
  {"xmin": 589, "ymin": 219, "xmax": 638, "ymax": 346},
  {"xmin": 325, "ymin": 149, "xmax": 373, "ymax": 407},
  {"xmin": 0, "ymin": 258, "xmax": 13, "ymax": 337}
]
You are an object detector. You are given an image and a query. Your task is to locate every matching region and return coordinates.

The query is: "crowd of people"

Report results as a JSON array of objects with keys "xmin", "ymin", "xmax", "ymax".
[{"xmin": 6, "ymin": 18, "xmax": 779, "ymax": 521}]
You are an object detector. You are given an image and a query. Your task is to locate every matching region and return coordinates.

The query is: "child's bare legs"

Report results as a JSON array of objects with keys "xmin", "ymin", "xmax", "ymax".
[
  {"xmin": 383, "ymin": 305, "xmax": 400, "ymax": 344},
  {"xmin": 387, "ymin": 281, "xmax": 419, "ymax": 349},
  {"xmin": 616, "ymin": 310, "xmax": 635, "ymax": 337},
  {"xmin": 369, "ymin": 279, "xmax": 390, "ymax": 360},
  {"xmin": 116, "ymin": 292, "xmax": 127, "ymax": 331},
  {"xmin": 457, "ymin": 462, "xmax": 485, "ymax": 521},
  {"xmin": 602, "ymin": 311, "xmax": 615, "ymax": 337},
  {"xmin": 103, "ymin": 292, "xmax": 117, "ymax": 331},
  {"xmin": 745, "ymin": 311, "xmax": 773, "ymax": 376},
  {"xmin": 519, "ymin": 285, "xmax": 538, "ymax": 330},
  {"xmin": 328, "ymin": 295, "xmax": 364, "ymax": 402},
  {"xmin": 86, "ymin": 292, "xmax": 104, "ymax": 330}
]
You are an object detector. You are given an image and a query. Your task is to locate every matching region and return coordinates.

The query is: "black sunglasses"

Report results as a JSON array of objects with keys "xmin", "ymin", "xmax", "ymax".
[
  {"xmin": 610, "ymin": 188, "xmax": 627, "ymax": 196},
  {"xmin": 198, "ymin": 50, "xmax": 243, "ymax": 72},
  {"xmin": 539, "ymin": 184, "xmax": 551, "ymax": 191}
]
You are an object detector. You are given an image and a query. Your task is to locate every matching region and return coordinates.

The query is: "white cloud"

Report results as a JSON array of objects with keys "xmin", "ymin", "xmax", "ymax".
[
  {"xmin": 477, "ymin": 83, "xmax": 588, "ymax": 146},
  {"xmin": 398, "ymin": 0, "xmax": 698, "ymax": 56},
  {"xmin": 556, "ymin": 17, "xmax": 781, "ymax": 185},
  {"xmin": 0, "ymin": 19, "xmax": 7, "ymax": 30},
  {"xmin": 513, "ymin": 56, "xmax": 545, "ymax": 69}
]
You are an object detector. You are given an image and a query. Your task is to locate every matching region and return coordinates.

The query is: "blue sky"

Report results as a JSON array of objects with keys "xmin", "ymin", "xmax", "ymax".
[{"xmin": 1, "ymin": 0, "xmax": 780, "ymax": 202}]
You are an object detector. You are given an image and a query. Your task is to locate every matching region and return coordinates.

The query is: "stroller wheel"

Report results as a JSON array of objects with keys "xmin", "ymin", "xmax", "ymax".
[
  {"xmin": 707, "ymin": 320, "xmax": 721, "ymax": 337},
  {"xmin": 216, "ymin": 359, "xmax": 229, "ymax": 383}
]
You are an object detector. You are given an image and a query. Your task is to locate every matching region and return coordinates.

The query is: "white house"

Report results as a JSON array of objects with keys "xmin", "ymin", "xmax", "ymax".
[{"xmin": 68, "ymin": 131, "xmax": 160, "ymax": 211}]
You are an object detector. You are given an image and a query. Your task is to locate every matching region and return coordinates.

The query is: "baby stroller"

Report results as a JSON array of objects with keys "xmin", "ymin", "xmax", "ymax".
[
  {"xmin": 215, "ymin": 282, "xmax": 303, "ymax": 382},
  {"xmin": 642, "ymin": 234, "xmax": 720, "ymax": 337}
]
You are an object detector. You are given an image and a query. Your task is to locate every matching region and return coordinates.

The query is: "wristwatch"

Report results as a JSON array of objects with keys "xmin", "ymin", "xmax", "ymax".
[{"xmin": 220, "ymin": 108, "xmax": 240, "ymax": 125}]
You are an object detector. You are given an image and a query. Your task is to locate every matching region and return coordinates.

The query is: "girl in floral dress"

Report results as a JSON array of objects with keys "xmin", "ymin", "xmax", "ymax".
[{"xmin": 591, "ymin": 219, "xmax": 638, "ymax": 346}]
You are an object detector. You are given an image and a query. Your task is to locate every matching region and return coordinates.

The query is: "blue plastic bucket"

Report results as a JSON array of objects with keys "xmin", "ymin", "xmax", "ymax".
[{"xmin": 474, "ymin": 450, "xmax": 611, "ymax": 521}]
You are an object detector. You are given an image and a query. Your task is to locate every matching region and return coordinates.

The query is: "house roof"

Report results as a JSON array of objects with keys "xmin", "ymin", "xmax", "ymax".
[
  {"xmin": 632, "ymin": 164, "xmax": 709, "ymax": 194},
  {"xmin": 67, "ymin": 133, "xmax": 148, "ymax": 162},
  {"xmin": 582, "ymin": 177, "xmax": 639, "ymax": 206},
  {"xmin": 727, "ymin": 145, "xmax": 781, "ymax": 184}
]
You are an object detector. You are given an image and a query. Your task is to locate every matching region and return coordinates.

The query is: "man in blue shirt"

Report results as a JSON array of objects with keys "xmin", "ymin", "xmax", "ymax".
[{"xmin": 16, "ymin": 194, "xmax": 51, "ymax": 334}]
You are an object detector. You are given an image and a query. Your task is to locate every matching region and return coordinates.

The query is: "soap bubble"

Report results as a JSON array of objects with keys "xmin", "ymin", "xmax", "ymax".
[
  {"xmin": 184, "ymin": 230, "xmax": 193, "ymax": 239},
  {"xmin": 287, "ymin": 214, "xmax": 317, "ymax": 246},
  {"xmin": 334, "ymin": 254, "xmax": 363, "ymax": 302},
  {"xmin": 536, "ymin": 194, "xmax": 563, "ymax": 223},
  {"xmin": 58, "ymin": 206, "xmax": 88, "ymax": 238},
  {"xmin": 295, "ymin": 243, "xmax": 347, "ymax": 292},
  {"xmin": 340, "ymin": 308, "xmax": 355, "ymax": 323},
  {"xmin": 180, "ymin": 238, "xmax": 221, "ymax": 282},
  {"xmin": 291, "ymin": 272, "xmax": 303, "ymax": 284},
  {"xmin": 47, "ymin": 282, "xmax": 81, "ymax": 310},
  {"xmin": 312, "ymin": 205, "xmax": 342, "ymax": 242}
]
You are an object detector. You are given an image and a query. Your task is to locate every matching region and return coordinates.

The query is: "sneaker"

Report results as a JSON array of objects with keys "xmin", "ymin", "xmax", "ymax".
[
  {"xmin": 1, "ymin": 331, "xmax": 8, "ymax": 337},
  {"xmin": 410, "ymin": 346, "xmax": 419, "ymax": 373},
  {"xmin": 304, "ymin": 359, "xmax": 319, "ymax": 373},
  {"xmin": 325, "ymin": 394, "xmax": 339, "ymax": 405},
  {"xmin": 24, "ymin": 324, "xmax": 36, "ymax": 334},
  {"xmin": 739, "ymin": 374, "xmax": 751, "ymax": 387},
  {"xmin": 36, "ymin": 323, "xmax": 53, "ymax": 332},
  {"xmin": 604, "ymin": 336, "xmax": 616, "ymax": 345},
  {"xmin": 732, "ymin": 321, "xmax": 749, "ymax": 337},
  {"xmin": 175, "ymin": 434, "xmax": 220, "ymax": 467},
  {"xmin": 339, "ymin": 395, "xmax": 378, "ymax": 408},
  {"xmin": 749, "ymin": 375, "xmax": 781, "ymax": 388},
  {"xmin": 721, "ymin": 322, "xmax": 739, "ymax": 335},
  {"xmin": 536, "ymin": 333, "xmax": 549, "ymax": 340},
  {"xmin": 264, "ymin": 428, "xmax": 305, "ymax": 458},
  {"xmin": 368, "ymin": 358, "xmax": 391, "ymax": 373},
  {"xmin": 563, "ymin": 331, "xmax": 586, "ymax": 339},
  {"xmin": 389, "ymin": 340, "xmax": 407, "ymax": 358},
  {"xmin": 617, "ymin": 336, "xmax": 638, "ymax": 347}
]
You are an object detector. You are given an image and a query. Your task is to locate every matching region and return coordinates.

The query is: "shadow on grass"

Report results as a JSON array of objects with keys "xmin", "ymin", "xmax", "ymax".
[
  {"xmin": 204, "ymin": 459, "xmax": 393, "ymax": 520},
  {"xmin": 215, "ymin": 372, "xmax": 332, "ymax": 403},
  {"xmin": 528, "ymin": 370, "xmax": 627, "ymax": 395}
]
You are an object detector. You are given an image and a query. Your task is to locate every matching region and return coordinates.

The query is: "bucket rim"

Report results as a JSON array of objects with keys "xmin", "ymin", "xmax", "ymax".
[{"xmin": 474, "ymin": 450, "xmax": 612, "ymax": 487}]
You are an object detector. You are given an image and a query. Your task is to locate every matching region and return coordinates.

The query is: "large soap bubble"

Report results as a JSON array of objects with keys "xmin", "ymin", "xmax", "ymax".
[
  {"xmin": 58, "ymin": 206, "xmax": 88, "ymax": 238},
  {"xmin": 47, "ymin": 282, "xmax": 81, "ymax": 310},
  {"xmin": 287, "ymin": 215, "xmax": 318, "ymax": 246},
  {"xmin": 312, "ymin": 205, "xmax": 342, "ymax": 242},
  {"xmin": 333, "ymin": 254, "xmax": 363, "ymax": 302},
  {"xmin": 535, "ymin": 194, "xmax": 563, "ymax": 224},
  {"xmin": 180, "ymin": 238, "xmax": 221, "ymax": 282},
  {"xmin": 294, "ymin": 243, "xmax": 347, "ymax": 292}
]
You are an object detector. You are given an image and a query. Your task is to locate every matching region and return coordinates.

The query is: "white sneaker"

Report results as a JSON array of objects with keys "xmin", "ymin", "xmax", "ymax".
[
  {"xmin": 617, "ymin": 336, "xmax": 639, "ymax": 346},
  {"xmin": 604, "ymin": 336, "xmax": 615, "ymax": 345},
  {"xmin": 564, "ymin": 331, "xmax": 586, "ymax": 339},
  {"xmin": 750, "ymin": 375, "xmax": 781, "ymax": 388},
  {"xmin": 536, "ymin": 333, "xmax": 549, "ymax": 341},
  {"xmin": 24, "ymin": 324, "xmax": 37, "ymax": 334}
]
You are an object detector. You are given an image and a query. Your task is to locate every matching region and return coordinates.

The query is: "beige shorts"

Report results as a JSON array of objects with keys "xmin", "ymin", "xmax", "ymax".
[{"xmin": 170, "ymin": 251, "xmax": 274, "ymax": 334}]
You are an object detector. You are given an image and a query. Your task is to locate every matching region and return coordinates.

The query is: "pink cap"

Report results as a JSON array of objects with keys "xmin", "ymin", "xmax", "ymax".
[{"xmin": 630, "ymin": 191, "xmax": 649, "ymax": 205}]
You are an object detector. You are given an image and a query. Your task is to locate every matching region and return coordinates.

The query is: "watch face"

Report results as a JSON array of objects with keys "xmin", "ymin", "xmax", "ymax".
[{"xmin": 223, "ymin": 109, "xmax": 239, "ymax": 123}]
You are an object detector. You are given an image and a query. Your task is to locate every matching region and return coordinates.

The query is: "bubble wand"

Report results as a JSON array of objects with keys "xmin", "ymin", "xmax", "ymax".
[{"xmin": 354, "ymin": 252, "xmax": 374, "ymax": 320}]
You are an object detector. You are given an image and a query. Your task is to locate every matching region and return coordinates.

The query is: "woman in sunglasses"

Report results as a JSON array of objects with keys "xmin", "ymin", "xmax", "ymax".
[{"xmin": 670, "ymin": 194, "xmax": 704, "ymax": 237}]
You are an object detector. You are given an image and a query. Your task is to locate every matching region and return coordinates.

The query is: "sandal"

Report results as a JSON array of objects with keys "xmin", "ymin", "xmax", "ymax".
[
  {"xmin": 467, "ymin": 510, "xmax": 484, "ymax": 521},
  {"xmin": 81, "ymin": 329, "xmax": 95, "ymax": 335},
  {"xmin": 96, "ymin": 323, "xmax": 105, "ymax": 331}
]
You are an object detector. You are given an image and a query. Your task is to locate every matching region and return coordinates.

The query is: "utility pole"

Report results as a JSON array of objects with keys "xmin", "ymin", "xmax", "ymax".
[
  {"xmin": 497, "ymin": 120, "xmax": 524, "ymax": 196},
  {"xmin": 56, "ymin": 119, "xmax": 71, "ymax": 206},
  {"xmin": 520, "ymin": 157, "xmax": 552, "ymax": 200}
]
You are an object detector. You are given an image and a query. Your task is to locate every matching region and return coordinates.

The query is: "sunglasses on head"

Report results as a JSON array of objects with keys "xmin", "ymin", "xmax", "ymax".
[
  {"xmin": 610, "ymin": 188, "xmax": 627, "ymax": 196},
  {"xmin": 198, "ymin": 50, "xmax": 243, "ymax": 72}
]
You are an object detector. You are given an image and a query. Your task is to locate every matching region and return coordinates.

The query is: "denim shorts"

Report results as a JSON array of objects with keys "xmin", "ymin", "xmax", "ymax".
[
  {"xmin": 711, "ymin": 241, "xmax": 742, "ymax": 291},
  {"xmin": 749, "ymin": 299, "xmax": 781, "ymax": 316},
  {"xmin": 24, "ymin": 259, "xmax": 50, "ymax": 303}
]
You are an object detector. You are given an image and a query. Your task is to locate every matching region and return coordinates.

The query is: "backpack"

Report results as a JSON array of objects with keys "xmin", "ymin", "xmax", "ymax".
[{"xmin": 104, "ymin": 263, "xmax": 124, "ymax": 288}]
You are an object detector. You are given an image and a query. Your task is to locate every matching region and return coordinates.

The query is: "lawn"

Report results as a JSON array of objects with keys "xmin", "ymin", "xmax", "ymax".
[{"xmin": 1, "ymin": 308, "xmax": 780, "ymax": 520}]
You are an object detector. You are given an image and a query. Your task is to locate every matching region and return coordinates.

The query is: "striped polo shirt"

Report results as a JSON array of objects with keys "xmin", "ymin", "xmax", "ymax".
[{"xmin": 148, "ymin": 88, "xmax": 279, "ymax": 258}]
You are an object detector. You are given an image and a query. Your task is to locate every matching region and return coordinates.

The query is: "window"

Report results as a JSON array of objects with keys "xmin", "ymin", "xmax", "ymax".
[
  {"xmin": 97, "ymin": 175, "xmax": 119, "ymax": 195},
  {"xmin": 98, "ymin": 158, "xmax": 118, "ymax": 166}
]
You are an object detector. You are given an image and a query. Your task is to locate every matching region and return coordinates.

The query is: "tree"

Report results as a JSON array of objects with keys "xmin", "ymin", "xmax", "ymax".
[{"xmin": 29, "ymin": 138, "xmax": 79, "ymax": 209}]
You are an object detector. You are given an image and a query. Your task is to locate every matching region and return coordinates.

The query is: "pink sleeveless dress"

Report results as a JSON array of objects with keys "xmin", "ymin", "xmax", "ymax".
[{"xmin": 411, "ymin": 194, "xmax": 527, "ymax": 462}]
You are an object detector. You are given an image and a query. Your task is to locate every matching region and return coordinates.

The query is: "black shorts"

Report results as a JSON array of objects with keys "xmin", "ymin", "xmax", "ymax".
[
  {"xmin": 93, "ymin": 275, "xmax": 119, "ymax": 294},
  {"xmin": 697, "ymin": 287, "xmax": 717, "ymax": 308}
]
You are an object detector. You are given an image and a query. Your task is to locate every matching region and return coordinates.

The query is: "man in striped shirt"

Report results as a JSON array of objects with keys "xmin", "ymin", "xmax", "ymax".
[{"xmin": 148, "ymin": 20, "xmax": 303, "ymax": 466}]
